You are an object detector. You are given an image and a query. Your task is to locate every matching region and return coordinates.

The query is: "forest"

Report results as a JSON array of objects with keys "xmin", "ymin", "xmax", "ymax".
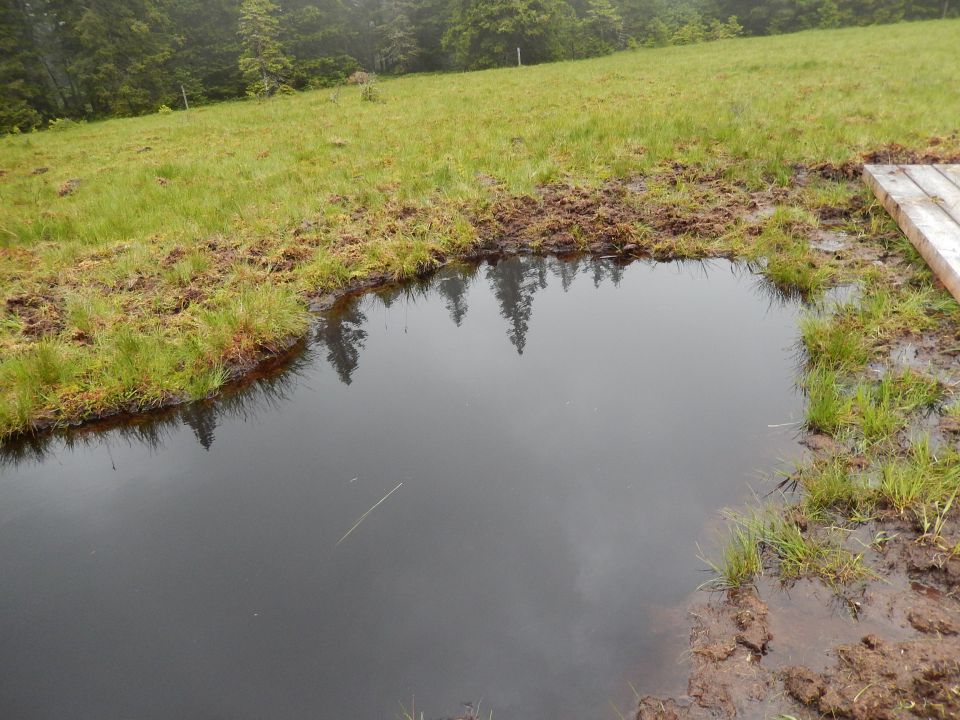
[{"xmin": 1, "ymin": 0, "xmax": 955, "ymax": 131}]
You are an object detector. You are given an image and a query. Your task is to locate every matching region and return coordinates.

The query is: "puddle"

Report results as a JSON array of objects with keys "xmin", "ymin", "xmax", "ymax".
[
  {"xmin": 762, "ymin": 577, "xmax": 914, "ymax": 673},
  {"xmin": 819, "ymin": 282, "xmax": 861, "ymax": 312},
  {"xmin": 0, "ymin": 257, "xmax": 805, "ymax": 720},
  {"xmin": 810, "ymin": 229, "xmax": 850, "ymax": 254}
]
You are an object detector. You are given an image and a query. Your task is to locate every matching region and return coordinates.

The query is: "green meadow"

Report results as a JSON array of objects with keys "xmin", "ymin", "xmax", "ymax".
[{"xmin": 1, "ymin": 18, "xmax": 959, "ymax": 439}]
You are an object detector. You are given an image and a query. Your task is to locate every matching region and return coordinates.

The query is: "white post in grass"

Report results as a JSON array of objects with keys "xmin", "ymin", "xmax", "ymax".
[
  {"xmin": 181, "ymin": 84, "xmax": 190, "ymax": 110},
  {"xmin": 517, "ymin": 47, "xmax": 522, "ymax": 67}
]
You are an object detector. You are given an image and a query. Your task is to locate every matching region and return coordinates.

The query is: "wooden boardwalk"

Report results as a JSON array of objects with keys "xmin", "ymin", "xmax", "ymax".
[{"xmin": 863, "ymin": 164, "xmax": 960, "ymax": 303}]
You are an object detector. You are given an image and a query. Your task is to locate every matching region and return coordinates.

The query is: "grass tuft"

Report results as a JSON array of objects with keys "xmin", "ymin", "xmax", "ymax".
[{"xmin": 803, "ymin": 366, "xmax": 852, "ymax": 435}]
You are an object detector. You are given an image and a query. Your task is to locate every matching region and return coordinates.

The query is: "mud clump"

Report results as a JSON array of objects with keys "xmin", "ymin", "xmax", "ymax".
[
  {"xmin": 477, "ymin": 186, "xmax": 641, "ymax": 255},
  {"xmin": 472, "ymin": 173, "xmax": 755, "ymax": 260},
  {"xmin": 5, "ymin": 294, "xmax": 64, "ymax": 339},
  {"xmin": 811, "ymin": 139, "xmax": 960, "ymax": 181},
  {"xmin": 786, "ymin": 635, "xmax": 960, "ymax": 719},
  {"xmin": 783, "ymin": 666, "xmax": 824, "ymax": 705},
  {"xmin": 162, "ymin": 246, "xmax": 187, "ymax": 267},
  {"xmin": 57, "ymin": 178, "xmax": 81, "ymax": 197},
  {"xmin": 634, "ymin": 590, "xmax": 775, "ymax": 720}
]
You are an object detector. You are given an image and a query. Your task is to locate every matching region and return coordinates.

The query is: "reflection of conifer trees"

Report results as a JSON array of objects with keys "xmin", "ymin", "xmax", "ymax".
[
  {"xmin": 375, "ymin": 286, "xmax": 404, "ymax": 309},
  {"xmin": 317, "ymin": 305, "xmax": 368, "ymax": 385},
  {"xmin": 592, "ymin": 259, "xmax": 606, "ymax": 288},
  {"xmin": 589, "ymin": 259, "xmax": 625, "ymax": 288},
  {"xmin": 555, "ymin": 257, "xmax": 581, "ymax": 292},
  {"xmin": 609, "ymin": 262, "xmax": 625, "ymax": 287},
  {"xmin": 535, "ymin": 257, "xmax": 548, "ymax": 291},
  {"xmin": 181, "ymin": 403, "xmax": 217, "ymax": 451},
  {"xmin": 487, "ymin": 257, "xmax": 545, "ymax": 355},
  {"xmin": 435, "ymin": 267, "xmax": 474, "ymax": 326}
]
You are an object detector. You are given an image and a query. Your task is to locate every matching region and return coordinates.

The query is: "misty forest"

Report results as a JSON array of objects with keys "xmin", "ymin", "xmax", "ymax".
[{"xmin": 2, "ymin": 0, "xmax": 955, "ymax": 131}]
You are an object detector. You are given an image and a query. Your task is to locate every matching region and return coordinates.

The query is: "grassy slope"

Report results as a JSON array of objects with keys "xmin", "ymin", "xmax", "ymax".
[{"xmin": 1, "ymin": 19, "xmax": 960, "ymax": 438}]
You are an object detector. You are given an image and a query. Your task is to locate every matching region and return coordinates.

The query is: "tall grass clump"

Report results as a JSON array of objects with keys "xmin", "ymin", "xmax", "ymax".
[
  {"xmin": 803, "ymin": 366, "xmax": 851, "ymax": 435},
  {"xmin": 0, "ymin": 341, "xmax": 81, "ymax": 435},
  {"xmin": 800, "ymin": 313, "xmax": 871, "ymax": 372},
  {"xmin": 702, "ymin": 506, "xmax": 871, "ymax": 592},
  {"xmin": 852, "ymin": 371, "xmax": 942, "ymax": 446},
  {"xmin": 877, "ymin": 436, "xmax": 960, "ymax": 517},
  {"xmin": 798, "ymin": 457, "xmax": 872, "ymax": 520},
  {"xmin": 699, "ymin": 521, "xmax": 763, "ymax": 591},
  {"xmin": 196, "ymin": 284, "xmax": 309, "ymax": 363}
]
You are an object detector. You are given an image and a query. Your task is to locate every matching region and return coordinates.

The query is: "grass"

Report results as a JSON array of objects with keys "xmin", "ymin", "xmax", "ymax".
[
  {"xmin": 702, "ymin": 506, "xmax": 872, "ymax": 592},
  {"xmin": 878, "ymin": 437, "xmax": 960, "ymax": 516},
  {"xmin": 706, "ymin": 432, "xmax": 960, "ymax": 591},
  {"xmin": 804, "ymin": 366, "xmax": 853, "ymax": 435},
  {"xmin": 800, "ymin": 285, "xmax": 955, "ymax": 373},
  {"xmin": 2, "ymin": 19, "xmax": 960, "ymax": 438},
  {"xmin": 799, "ymin": 457, "xmax": 872, "ymax": 520},
  {"xmin": 803, "ymin": 364, "xmax": 943, "ymax": 447},
  {"xmin": 746, "ymin": 206, "xmax": 834, "ymax": 298},
  {"xmin": 699, "ymin": 523, "xmax": 763, "ymax": 591}
]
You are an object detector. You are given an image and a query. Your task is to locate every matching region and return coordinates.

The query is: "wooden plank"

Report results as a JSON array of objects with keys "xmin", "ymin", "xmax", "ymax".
[
  {"xmin": 902, "ymin": 165, "xmax": 960, "ymax": 227},
  {"xmin": 863, "ymin": 164, "xmax": 960, "ymax": 304},
  {"xmin": 936, "ymin": 164, "xmax": 960, "ymax": 191}
]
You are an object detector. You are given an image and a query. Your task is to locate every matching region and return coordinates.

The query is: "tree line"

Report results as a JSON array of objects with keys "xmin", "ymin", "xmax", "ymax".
[{"xmin": 1, "ymin": 0, "xmax": 954, "ymax": 131}]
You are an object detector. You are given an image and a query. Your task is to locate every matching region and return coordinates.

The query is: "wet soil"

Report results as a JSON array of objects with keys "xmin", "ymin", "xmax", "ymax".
[
  {"xmin": 811, "ymin": 138, "xmax": 960, "ymax": 181},
  {"xmin": 637, "ymin": 517, "xmax": 960, "ymax": 720},
  {"xmin": 5, "ymin": 292, "xmax": 64, "ymax": 338}
]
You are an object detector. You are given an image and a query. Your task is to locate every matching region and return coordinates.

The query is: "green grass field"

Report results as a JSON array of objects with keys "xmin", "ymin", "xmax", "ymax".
[{"xmin": 1, "ymin": 19, "xmax": 960, "ymax": 439}]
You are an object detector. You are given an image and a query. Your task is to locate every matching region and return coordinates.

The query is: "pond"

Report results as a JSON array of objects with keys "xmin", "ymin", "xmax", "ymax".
[{"xmin": 0, "ymin": 256, "xmax": 805, "ymax": 720}]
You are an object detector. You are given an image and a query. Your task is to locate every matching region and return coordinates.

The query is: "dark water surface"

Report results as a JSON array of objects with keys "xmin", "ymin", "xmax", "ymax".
[{"xmin": 0, "ymin": 257, "xmax": 805, "ymax": 720}]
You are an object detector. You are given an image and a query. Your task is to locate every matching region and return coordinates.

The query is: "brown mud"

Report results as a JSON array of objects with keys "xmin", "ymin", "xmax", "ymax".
[
  {"xmin": 5, "ymin": 292, "xmax": 64, "ymax": 339},
  {"xmin": 811, "ymin": 137, "xmax": 960, "ymax": 181},
  {"xmin": 638, "ymin": 517, "xmax": 960, "ymax": 720}
]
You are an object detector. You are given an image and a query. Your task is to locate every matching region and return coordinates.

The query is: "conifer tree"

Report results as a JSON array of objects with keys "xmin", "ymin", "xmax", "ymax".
[
  {"xmin": 238, "ymin": 0, "xmax": 293, "ymax": 97},
  {"xmin": 0, "ymin": 0, "xmax": 47, "ymax": 130},
  {"xmin": 379, "ymin": 1, "xmax": 420, "ymax": 72}
]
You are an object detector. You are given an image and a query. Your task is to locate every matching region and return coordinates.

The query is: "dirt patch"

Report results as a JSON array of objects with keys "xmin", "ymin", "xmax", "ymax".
[
  {"xmin": 57, "ymin": 178, "xmax": 81, "ymax": 197},
  {"xmin": 5, "ymin": 293, "xmax": 64, "ymax": 339},
  {"xmin": 473, "ymin": 186, "xmax": 643, "ymax": 256},
  {"xmin": 811, "ymin": 139, "xmax": 960, "ymax": 181},
  {"xmin": 785, "ymin": 635, "xmax": 960, "ymax": 719},
  {"xmin": 168, "ymin": 285, "xmax": 206, "ymax": 315},
  {"xmin": 467, "ymin": 171, "xmax": 771, "ymax": 262},
  {"xmin": 161, "ymin": 246, "xmax": 187, "ymax": 267}
]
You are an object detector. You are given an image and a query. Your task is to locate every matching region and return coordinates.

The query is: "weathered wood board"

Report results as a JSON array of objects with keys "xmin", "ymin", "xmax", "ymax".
[{"xmin": 863, "ymin": 164, "xmax": 960, "ymax": 303}]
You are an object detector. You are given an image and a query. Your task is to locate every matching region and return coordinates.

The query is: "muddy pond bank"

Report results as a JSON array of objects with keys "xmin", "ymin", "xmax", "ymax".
[
  {"xmin": 4, "ymin": 144, "xmax": 960, "ymax": 719},
  {"xmin": 0, "ymin": 256, "xmax": 806, "ymax": 719}
]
